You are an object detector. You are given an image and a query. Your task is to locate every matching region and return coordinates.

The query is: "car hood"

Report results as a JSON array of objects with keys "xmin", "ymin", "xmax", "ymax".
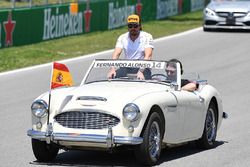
[
  {"xmin": 76, "ymin": 81, "xmax": 166, "ymax": 96},
  {"xmin": 208, "ymin": 1, "xmax": 250, "ymax": 12},
  {"xmin": 49, "ymin": 81, "xmax": 169, "ymax": 113}
]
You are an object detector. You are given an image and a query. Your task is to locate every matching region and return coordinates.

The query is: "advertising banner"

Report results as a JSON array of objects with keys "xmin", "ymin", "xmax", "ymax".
[
  {"xmin": 191, "ymin": 0, "xmax": 205, "ymax": 12},
  {"xmin": 0, "ymin": 0, "xmax": 206, "ymax": 48}
]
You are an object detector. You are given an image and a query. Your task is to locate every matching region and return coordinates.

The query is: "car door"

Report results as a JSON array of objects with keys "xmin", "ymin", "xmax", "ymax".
[
  {"xmin": 159, "ymin": 91, "xmax": 182, "ymax": 144},
  {"xmin": 171, "ymin": 90, "xmax": 205, "ymax": 141}
]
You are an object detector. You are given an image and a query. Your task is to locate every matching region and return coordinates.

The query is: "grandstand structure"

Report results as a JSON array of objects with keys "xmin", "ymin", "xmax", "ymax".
[{"xmin": 0, "ymin": 0, "xmax": 79, "ymax": 9}]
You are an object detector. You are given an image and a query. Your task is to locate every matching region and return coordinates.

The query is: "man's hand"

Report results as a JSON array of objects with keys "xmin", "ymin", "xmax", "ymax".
[
  {"xmin": 137, "ymin": 70, "xmax": 145, "ymax": 80},
  {"xmin": 108, "ymin": 67, "xmax": 116, "ymax": 79}
]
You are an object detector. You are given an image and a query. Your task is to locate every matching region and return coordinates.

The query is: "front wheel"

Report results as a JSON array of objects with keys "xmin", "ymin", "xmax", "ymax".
[
  {"xmin": 203, "ymin": 26, "xmax": 210, "ymax": 31},
  {"xmin": 32, "ymin": 139, "xmax": 59, "ymax": 162},
  {"xmin": 196, "ymin": 102, "xmax": 217, "ymax": 149},
  {"xmin": 134, "ymin": 112, "xmax": 163, "ymax": 166}
]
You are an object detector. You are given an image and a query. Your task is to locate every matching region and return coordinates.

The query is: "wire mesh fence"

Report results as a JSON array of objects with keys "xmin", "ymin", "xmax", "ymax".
[{"xmin": 0, "ymin": 0, "xmax": 81, "ymax": 9}]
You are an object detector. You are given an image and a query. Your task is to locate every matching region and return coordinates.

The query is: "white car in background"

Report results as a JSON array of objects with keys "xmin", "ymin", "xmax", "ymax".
[
  {"xmin": 203, "ymin": 0, "xmax": 250, "ymax": 31},
  {"xmin": 27, "ymin": 59, "xmax": 227, "ymax": 165}
]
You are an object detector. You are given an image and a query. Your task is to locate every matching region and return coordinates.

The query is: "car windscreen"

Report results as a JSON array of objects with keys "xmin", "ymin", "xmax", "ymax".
[{"xmin": 82, "ymin": 60, "xmax": 180, "ymax": 86}]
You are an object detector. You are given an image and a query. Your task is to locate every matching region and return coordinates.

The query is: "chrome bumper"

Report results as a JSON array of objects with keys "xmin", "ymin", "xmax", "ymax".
[
  {"xmin": 27, "ymin": 129, "xmax": 143, "ymax": 146},
  {"xmin": 204, "ymin": 25, "xmax": 250, "ymax": 30}
]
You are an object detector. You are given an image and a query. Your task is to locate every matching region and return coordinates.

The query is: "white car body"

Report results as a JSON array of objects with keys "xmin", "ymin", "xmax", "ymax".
[
  {"xmin": 27, "ymin": 59, "xmax": 226, "ymax": 165},
  {"xmin": 203, "ymin": 0, "xmax": 250, "ymax": 31}
]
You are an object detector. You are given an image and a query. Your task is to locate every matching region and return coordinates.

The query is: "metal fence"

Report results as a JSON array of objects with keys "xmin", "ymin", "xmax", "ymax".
[{"xmin": 0, "ymin": 0, "xmax": 81, "ymax": 9}]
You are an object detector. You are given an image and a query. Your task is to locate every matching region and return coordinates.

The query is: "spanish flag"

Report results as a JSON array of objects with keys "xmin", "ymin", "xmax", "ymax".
[{"xmin": 50, "ymin": 62, "xmax": 73, "ymax": 89}]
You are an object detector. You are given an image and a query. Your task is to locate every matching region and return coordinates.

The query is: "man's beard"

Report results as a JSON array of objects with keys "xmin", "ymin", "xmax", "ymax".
[{"xmin": 129, "ymin": 29, "xmax": 140, "ymax": 37}]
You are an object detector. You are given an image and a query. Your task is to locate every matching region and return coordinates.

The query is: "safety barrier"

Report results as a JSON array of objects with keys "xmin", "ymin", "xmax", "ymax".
[{"xmin": 0, "ymin": 0, "xmax": 206, "ymax": 48}]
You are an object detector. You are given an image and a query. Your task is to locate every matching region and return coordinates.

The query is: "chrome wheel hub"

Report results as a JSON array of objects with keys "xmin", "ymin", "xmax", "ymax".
[
  {"xmin": 149, "ymin": 121, "xmax": 160, "ymax": 158},
  {"xmin": 206, "ymin": 108, "xmax": 216, "ymax": 143}
]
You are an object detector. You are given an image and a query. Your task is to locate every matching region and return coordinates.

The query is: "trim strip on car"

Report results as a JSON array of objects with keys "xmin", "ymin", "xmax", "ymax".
[
  {"xmin": 204, "ymin": 25, "xmax": 250, "ymax": 30},
  {"xmin": 27, "ymin": 129, "xmax": 143, "ymax": 145}
]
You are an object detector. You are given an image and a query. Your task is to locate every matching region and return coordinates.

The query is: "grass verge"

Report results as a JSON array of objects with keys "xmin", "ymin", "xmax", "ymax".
[{"xmin": 0, "ymin": 10, "xmax": 203, "ymax": 72}]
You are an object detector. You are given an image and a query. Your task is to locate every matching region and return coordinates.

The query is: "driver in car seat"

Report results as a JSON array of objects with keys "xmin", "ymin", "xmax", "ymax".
[{"xmin": 166, "ymin": 59, "xmax": 198, "ymax": 92}]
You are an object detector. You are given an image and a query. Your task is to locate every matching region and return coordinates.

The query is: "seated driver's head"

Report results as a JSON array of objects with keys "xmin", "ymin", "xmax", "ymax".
[{"xmin": 165, "ymin": 62, "xmax": 177, "ymax": 81}]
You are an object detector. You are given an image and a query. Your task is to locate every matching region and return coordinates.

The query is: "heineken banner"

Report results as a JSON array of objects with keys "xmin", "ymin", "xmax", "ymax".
[{"xmin": 0, "ymin": 0, "xmax": 206, "ymax": 48}]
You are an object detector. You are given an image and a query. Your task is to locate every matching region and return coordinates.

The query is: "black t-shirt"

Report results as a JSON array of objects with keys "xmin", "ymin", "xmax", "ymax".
[
  {"xmin": 181, "ymin": 79, "xmax": 199, "ymax": 89},
  {"xmin": 181, "ymin": 79, "xmax": 190, "ymax": 87}
]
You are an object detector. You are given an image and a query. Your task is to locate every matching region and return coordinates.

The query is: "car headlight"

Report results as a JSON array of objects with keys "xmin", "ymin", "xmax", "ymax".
[
  {"xmin": 123, "ymin": 103, "xmax": 140, "ymax": 121},
  {"xmin": 31, "ymin": 100, "xmax": 48, "ymax": 118},
  {"xmin": 205, "ymin": 8, "xmax": 216, "ymax": 17}
]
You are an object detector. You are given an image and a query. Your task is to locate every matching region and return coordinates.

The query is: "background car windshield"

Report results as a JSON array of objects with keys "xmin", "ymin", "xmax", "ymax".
[{"xmin": 83, "ymin": 60, "xmax": 179, "ymax": 84}]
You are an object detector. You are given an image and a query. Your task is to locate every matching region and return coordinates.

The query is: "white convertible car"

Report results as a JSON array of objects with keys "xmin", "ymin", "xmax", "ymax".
[{"xmin": 27, "ymin": 59, "xmax": 227, "ymax": 165}]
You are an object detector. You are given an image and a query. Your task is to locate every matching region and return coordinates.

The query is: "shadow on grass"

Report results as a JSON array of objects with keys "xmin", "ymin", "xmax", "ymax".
[{"xmin": 29, "ymin": 140, "xmax": 227, "ymax": 167}]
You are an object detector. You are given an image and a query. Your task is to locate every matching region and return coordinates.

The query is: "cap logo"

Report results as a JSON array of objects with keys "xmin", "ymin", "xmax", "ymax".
[
  {"xmin": 127, "ymin": 14, "xmax": 140, "ymax": 23},
  {"xmin": 128, "ymin": 18, "xmax": 138, "ymax": 22}
]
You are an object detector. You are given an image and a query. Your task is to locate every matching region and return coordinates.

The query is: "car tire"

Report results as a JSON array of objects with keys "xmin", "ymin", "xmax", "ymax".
[
  {"xmin": 134, "ymin": 112, "xmax": 163, "ymax": 166},
  {"xmin": 196, "ymin": 102, "xmax": 217, "ymax": 149},
  {"xmin": 32, "ymin": 139, "xmax": 59, "ymax": 162},
  {"xmin": 203, "ymin": 26, "xmax": 211, "ymax": 32}
]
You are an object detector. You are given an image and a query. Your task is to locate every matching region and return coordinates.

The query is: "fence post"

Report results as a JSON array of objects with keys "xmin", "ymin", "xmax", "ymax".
[
  {"xmin": 29, "ymin": 0, "xmax": 32, "ymax": 8},
  {"xmin": 11, "ymin": 0, "xmax": 16, "ymax": 8}
]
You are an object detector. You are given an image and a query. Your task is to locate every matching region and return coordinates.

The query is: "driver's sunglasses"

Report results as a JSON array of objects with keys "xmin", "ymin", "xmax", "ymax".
[{"xmin": 128, "ymin": 23, "xmax": 139, "ymax": 29}]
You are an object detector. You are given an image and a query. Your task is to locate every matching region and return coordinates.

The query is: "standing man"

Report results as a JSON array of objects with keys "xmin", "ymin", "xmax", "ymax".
[{"xmin": 108, "ymin": 14, "xmax": 154, "ymax": 80}]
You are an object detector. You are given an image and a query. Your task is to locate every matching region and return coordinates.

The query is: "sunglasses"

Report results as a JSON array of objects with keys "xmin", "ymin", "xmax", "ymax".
[{"xmin": 128, "ymin": 24, "xmax": 139, "ymax": 28}]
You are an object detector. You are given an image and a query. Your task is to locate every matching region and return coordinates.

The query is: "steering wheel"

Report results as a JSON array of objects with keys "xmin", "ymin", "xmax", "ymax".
[{"xmin": 151, "ymin": 73, "xmax": 168, "ymax": 80}]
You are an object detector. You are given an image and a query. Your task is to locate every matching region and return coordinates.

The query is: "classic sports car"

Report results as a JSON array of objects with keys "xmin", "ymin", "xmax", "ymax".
[
  {"xmin": 27, "ymin": 59, "xmax": 227, "ymax": 165},
  {"xmin": 203, "ymin": 0, "xmax": 250, "ymax": 31}
]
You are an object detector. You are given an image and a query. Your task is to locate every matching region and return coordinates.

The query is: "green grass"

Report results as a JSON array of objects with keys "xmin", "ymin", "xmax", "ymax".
[{"xmin": 0, "ymin": 10, "xmax": 203, "ymax": 72}]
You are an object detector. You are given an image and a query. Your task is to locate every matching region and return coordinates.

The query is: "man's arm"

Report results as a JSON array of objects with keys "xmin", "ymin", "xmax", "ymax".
[
  {"xmin": 143, "ymin": 32, "xmax": 154, "ymax": 60},
  {"xmin": 108, "ymin": 47, "xmax": 122, "ymax": 79},
  {"xmin": 112, "ymin": 47, "xmax": 122, "ymax": 59},
  {"xmin": 144, "ymin": 47, "xmax": 153, "ymax": 60},
  {"xmin": 181, "ymin": 82, "xmax": 197, "ymax": 91},
  {"xmin": 137, "ymin": 47, "xmax": 153, "ymax": 80}
]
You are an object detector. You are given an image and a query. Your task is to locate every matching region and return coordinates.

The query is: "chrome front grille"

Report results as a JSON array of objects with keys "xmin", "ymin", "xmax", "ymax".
[
  {"xmin": 217, "ymin": 12, "xmax": 247, "ymax": 18},
  {"xmin": 217, "ymin": 12, "xmax": 230, "ymax": 18},
  {"xmin": 233, "ymin": 12, "xmax": 247, "ymax": 18},
  {"xmin": 55, "ymin": 111, "xmax": 120, "ymax": 129}
]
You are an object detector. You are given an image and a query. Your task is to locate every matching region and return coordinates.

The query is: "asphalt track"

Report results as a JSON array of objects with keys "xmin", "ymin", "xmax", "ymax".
[{"xmin": 1, "ymin": 28, "xmax": 250, "ymax": 167}]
